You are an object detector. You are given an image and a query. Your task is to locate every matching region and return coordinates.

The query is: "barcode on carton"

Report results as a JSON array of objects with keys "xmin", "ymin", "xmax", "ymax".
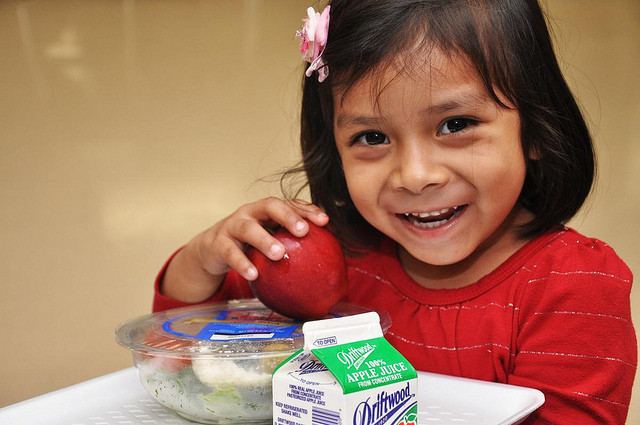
[{"xmin": 312, "ymin": 406, "xmax": 341, "ymax": 425}]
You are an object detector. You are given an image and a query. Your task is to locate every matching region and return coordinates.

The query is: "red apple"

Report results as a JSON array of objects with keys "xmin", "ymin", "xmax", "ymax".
[{"xmin": 247, "ymin": 223, "xmax": 347, "ymax": 320}]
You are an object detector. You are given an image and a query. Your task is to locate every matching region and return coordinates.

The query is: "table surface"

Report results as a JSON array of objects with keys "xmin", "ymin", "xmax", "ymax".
[{"xmin": 0, "ymin": 367, "xmax": 544, "ymax": 425}]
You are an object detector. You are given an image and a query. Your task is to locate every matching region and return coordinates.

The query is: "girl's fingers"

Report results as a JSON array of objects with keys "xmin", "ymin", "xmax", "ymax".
[
  {"xmin": 228, "ymin": 217, "xmax": 286, "ymax": 260},
  {"xmin": 262, "ymin": 197, "xmax": 310, "ymax": 234},
  {"xmin": 212, "ymin": 236, "xmax": 260, "ymax": 281},
  {"xmin": 296, "ymin": 202, "xmax": 330, "ymax": 227},
  {"xmin": 253, "ymin": 197, "xmax": 329, "ymax": 237},
  {"xmin": 199, "ymin": 197, "xmax": 330, "ymax": 280}
]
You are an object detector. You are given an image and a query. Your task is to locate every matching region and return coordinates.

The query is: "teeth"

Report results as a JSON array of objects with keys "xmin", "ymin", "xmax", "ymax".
[
  {"xmin": 402, "ymin": 206, "xmax": 461, "ymax": 229},
  {"xmin": 410, "ymin": 218, "xmax": 448, "ymax": 228},
  {"xmin": 404, "ymin": 206, "xmax": 457, "ymax": 219}
]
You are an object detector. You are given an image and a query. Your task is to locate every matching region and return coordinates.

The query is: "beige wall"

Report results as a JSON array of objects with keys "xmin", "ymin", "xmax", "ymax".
[{"xmin": 1, "ymin": 0, "xmax": 638, "ymax": 422}]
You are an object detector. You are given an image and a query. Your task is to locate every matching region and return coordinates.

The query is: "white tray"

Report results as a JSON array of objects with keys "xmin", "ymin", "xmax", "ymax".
[
  {"xmin": 0, "ymin": 368, "xmax": 544, "ymax": 425},
  {"xmin": 416, "ymin": 372, "xmax": 544, "ymax": 424}
]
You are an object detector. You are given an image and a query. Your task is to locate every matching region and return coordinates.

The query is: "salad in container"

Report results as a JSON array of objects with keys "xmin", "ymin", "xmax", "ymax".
[{"xmin": 115, "ymin": 299, "xmax": 389, "ymax": 424}]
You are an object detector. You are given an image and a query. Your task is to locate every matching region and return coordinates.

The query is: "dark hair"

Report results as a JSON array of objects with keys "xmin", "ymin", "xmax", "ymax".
[{"xmin": 284, "ymin": 0, "xmax": 595, "ymax": 251}]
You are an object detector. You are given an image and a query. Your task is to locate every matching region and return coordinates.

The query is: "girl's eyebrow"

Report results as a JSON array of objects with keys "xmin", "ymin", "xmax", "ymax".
[
  {"xmin": 335, "ymin": 113, "xmax": 386, "ymax": 129},
  {"xmin": 335, "ymin": 88, "xmax": 492, "ymax": 129},
  {"xmin": 427, "ymin": 90, "xmax": 491, "ymax": 115}
]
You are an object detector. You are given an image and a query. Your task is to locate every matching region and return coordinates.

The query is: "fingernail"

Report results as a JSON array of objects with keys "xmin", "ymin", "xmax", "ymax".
[
  {"xmin": 270, "ymin": 244, "xmax": 284, "ymax": 256},
  {"xmin": 295, "ymin": 221, "xmax": 306, "ymax": 232},
  {"xmin": 246, "ymin": 267, "xmax": 258, "ymax": 280}
]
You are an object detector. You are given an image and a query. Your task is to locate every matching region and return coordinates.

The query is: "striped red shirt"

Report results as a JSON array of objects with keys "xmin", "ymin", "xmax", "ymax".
[{"xmin": 153, "ymin": 227, "xmax": 636, "ymax": 424}]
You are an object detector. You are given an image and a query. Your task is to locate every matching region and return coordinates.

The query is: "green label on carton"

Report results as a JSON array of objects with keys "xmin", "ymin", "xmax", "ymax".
[{"xmin": 312, "ymin": 337, "xmax": 417, "ymax": 394}]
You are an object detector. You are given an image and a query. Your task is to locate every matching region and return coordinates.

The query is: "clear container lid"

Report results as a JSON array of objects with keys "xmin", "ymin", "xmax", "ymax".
[{"xmin": 115, "ymin": 299, "xmax": 389, "ymax": 360}]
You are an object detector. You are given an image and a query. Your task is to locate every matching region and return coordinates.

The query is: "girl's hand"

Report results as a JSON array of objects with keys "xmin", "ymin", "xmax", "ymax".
[{"xmin": 161, "ymin": 198, "xmax": 329, "ymax": 303}]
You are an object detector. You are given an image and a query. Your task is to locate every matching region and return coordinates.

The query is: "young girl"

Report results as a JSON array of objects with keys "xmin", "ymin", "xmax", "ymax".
[{"xmin": 154, "ymin": 0, "xmax": 636, "ymax": 423}]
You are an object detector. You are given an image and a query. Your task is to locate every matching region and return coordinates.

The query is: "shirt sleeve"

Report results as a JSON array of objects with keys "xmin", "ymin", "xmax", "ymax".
[
  {"xmin": 510, "ymin": 239, "xmax": 636, "ymax": 424},
  {"xmin": 152, "ymin": 248, "xmax": 254, "ymax": 313}
]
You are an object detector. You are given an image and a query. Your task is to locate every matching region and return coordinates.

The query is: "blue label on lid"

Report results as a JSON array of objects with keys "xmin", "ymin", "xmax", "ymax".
[
  {"xmin": 161, "ymin": 309, "xmax": 303, "ymax": 341},
  {"xmin": 196, "ymin": 322, "xmax": 299, "ymax": 341}
]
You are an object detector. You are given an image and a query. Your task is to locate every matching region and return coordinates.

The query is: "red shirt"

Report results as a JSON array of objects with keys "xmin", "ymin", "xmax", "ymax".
[{"xmin": 153, "ymin": 227, "xmax": 636, "ymax": 424}]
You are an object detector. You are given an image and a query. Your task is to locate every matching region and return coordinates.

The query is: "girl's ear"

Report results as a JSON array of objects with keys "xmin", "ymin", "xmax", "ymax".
[{"xmin": 526, "ymin": 143, "xmax": 541, "ymax": 161}]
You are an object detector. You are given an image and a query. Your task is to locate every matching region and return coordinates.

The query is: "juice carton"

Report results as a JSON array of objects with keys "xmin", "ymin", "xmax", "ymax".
[{"xmin": 272, "ymin": 312, "xmax": 418, "ymax": 425}]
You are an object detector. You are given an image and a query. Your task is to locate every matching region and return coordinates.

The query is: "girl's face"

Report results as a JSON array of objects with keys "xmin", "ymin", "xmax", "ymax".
[{"xmin": 333, "ymin": 50, "xmax": 531, "ymax": 287}]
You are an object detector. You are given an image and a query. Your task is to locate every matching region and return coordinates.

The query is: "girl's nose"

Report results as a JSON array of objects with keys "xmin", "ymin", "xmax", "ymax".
[{"xmin": 389, "ymin": 142, "xmax": 449, "ymax": 194}]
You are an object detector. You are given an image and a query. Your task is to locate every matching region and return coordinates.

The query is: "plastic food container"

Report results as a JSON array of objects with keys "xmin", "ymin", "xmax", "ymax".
[{"xmin": 115, "ymin": 299, "xmax": 389, "ymax": 424}]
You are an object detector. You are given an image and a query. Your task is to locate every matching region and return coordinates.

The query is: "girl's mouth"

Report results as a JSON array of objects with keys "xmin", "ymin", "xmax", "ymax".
[{"xmin": 400, "ymin": 205, "xmax": 465, "ymax": 229}]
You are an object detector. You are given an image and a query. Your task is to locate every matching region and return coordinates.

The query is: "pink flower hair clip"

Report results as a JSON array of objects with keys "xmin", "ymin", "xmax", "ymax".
[{"xmin": 296, "ymin": 5, "xmax": 330, "ymax": 82}]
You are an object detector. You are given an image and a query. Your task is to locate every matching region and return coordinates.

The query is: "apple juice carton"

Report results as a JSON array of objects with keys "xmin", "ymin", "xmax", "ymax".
[{"xmin": 272, "ymin": 312, "xmax": 418, "ymax": 425}]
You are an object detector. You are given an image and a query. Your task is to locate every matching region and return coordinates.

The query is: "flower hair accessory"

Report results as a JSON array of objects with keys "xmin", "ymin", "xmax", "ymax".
[{"xmin": 296, "ymin": 5, "xmax": 330, "ymax": 82}]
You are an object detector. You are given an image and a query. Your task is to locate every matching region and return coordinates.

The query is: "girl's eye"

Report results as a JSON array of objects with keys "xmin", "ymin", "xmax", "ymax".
[
  {"xmin": 438, "ymin": 118, "xmax": 477, "ymax": 135},
  {"xmin": 352, "ymin": 131, "xmax": 390, "ymax": 146}
]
